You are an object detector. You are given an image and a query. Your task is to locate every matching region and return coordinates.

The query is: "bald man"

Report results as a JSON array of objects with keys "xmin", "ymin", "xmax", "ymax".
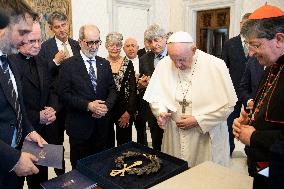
[
  {"xmin": 123, "ymin": 37, "xmax": 148, "ymax": 146},
  {"xmin": 58, "ymin": 25, "xmax": 116, "ymax": 168}
]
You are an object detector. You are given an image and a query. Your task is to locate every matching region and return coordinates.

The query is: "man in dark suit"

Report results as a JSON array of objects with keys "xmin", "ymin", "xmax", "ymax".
[
  {"xmin": 9, "ymin": 21, "xmax": 57, "ymax": 189},
  {"xmin": 221, "ymin": 13, "xmax": 251, "ymax": 155},
  {"xmin": 123, "ymin": 37, "xmax": 148, "ymax": 146},
  {"xmin": 138, "ymin": 24, "xmax": 167, "ymax": 151},
  {"xmin": 238, "ymin": 57, "xmax": 264, "ymax": 109},
  {"xmin": 0, "ymin": 1, "xmax": 47, "ymax": 188},
  {"xmin": 58, "ymin": 25, "xmax": 116, "ymax": 169},
  {"xmin": 39, "ymin": 11, "xmax": 80, "ymax": 175},
  {"xmin": 137, "ymin": 39, "xmax": 151, "ymax": 58}
]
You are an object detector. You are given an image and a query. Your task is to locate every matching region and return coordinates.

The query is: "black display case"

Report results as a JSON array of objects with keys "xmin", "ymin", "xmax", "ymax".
[{"xmin": 76, "ymin": 142, "xmax": 188, "ymax": 189}]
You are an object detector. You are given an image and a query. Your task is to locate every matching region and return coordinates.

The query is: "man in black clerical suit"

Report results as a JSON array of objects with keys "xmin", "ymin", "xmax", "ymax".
[
  {"xmin": 39, "ymin": 11, "xmax": 80, "ymax": 175},
  {"xmin": 221, "ymin": 13, "xmax": 251, "ymax": 155},
  {"xmin": 138, "ymin": 24, "xmax": 168, "ymax": 151},
  {"xmin": 9, "ymin": 22, "xmax": 57, "ymax": 189},
  {"xmin": 233, "ymin": 5, "xmax": 284, "ymax": 189},
  {"xmin": 0, "ymin": 1, "xmax": 46, "ymax": 189},
  {"xmin": 58, "ymin": 25, "xmax": 116, "ymax": 169}
]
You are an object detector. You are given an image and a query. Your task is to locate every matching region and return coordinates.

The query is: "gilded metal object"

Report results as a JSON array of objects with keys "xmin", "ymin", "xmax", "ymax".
[{"xmin": 110, "ymin": 161, "xmax": 142, "ymax": 176}]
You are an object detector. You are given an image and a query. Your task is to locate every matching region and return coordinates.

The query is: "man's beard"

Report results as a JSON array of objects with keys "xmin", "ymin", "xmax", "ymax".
[{"xmin": 0, "ymin": 31, "xmax": 19, "ymax": 55}]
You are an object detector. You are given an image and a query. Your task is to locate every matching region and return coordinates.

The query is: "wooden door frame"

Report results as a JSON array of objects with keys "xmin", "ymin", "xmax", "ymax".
[{"xmin": 183, "ymin": 0, "xmax": 242, "ymax": 41}]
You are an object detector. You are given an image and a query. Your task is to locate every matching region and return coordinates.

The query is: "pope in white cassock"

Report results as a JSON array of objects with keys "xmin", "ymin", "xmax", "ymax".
[{"xmin": 143, "ymin": 31, "xmax": 237, "ymax": 167}]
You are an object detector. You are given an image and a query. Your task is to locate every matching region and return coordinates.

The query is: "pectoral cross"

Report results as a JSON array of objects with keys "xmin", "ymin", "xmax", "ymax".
[
  {"xmin": 110, "ymin": 161, "xmax": 142, "ymax": 176},
  {"xmin": 179, "ymin": 99, "xmax": 190, "ymax": 114}
]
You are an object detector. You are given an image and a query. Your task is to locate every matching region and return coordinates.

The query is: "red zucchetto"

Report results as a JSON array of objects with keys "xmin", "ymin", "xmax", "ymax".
[{"xmin": 249, "ymin": 4, "xmax": 284, "ymax": 20}]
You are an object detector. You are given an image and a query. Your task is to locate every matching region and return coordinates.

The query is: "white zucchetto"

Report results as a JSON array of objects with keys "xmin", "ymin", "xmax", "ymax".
[{"xmin": 167, "ymin": 31, "xmax": 194, "ymax": 43}]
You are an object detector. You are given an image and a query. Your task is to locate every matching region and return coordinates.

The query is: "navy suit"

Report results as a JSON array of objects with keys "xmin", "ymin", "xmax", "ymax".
[
  {"xmin": 39, "ymin": 37, "xmax": 80, "ymax": 174},
  {"xmin": 58, "ymin": 54, "xmax": 116, "ymax": 168},
  {"xmin": 0, "ymin": 56, "xmax": 34, "ymax": 189},
  {"xmin": 139, "ymin": 51, "xmax": 164, "ymax": 151},
  {"xmin": 222, "ymin": 35, "xmax": 248, "ymax": 154},
  {"xmin": 39, "ymin": 37, "xmax": 80, "ymax": 80},
  {"xmin": 238, "ymin": 57, "xmax": 264, "ymax": 107},
  {"xmin": 137, "ymin": 48, "xmax": 147, "ymax": 59}
]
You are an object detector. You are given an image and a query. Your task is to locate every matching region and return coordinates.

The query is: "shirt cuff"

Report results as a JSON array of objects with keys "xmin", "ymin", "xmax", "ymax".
[
  {"xmin": 247, "ymin": 99, "xmax": 254, "ymax": 106},
  {"xmin": 53, "ymin": 59, "xmax": 60, "ymax": 66}
]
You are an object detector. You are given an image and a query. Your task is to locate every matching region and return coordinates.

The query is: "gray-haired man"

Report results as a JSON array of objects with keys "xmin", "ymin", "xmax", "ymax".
[{"xmin": 138, "ymin": 24, "xmax": 167, "ymax": 151}]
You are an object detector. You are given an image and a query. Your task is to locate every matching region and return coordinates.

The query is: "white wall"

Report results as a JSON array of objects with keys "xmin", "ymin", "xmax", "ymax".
[
  {"xmin": 71, "ymin": 0, "xmax": 170, "ymax": 57},
  {"xmin": 71, "ymin": 0, "xmax": 284, "ymax": 57}
]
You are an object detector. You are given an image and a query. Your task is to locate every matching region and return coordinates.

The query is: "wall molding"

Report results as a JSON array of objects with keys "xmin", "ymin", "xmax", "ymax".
[{"xmin": 108, "ymin": 0, "xmax": 154, "ymax": 32}]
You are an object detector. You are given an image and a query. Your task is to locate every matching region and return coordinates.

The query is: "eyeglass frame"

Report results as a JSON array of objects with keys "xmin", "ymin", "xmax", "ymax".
[
  {"xmin": 25, "ymin": 39, "xmax": 42, "ymax": 45},
  {"xmin": 244, "ymin": 36, "xmax": 277, "ymax": 50},
  {"xmin": 83, "ymin": 39, "xmax": 102, "ymax": 47}
]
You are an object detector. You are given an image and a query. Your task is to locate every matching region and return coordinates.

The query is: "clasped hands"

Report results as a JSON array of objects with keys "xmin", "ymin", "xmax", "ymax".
[
  {"xmin": 14, "ymin": 131, "xmax": 47, "ymax": 177},
  {"xmin": 88, "ymin": 100, "xmax": 108, "ymax": 118},
  {"xmin": 40, "ymin": 106, "xmax": 56, "ymax": 125},
  {"xmin": 232, "ymin": 109, "xmax": 256, "ymax": 146},
  {"xmin": 157, "ymin": 112, "xmax": 197, "ymax": 130}
]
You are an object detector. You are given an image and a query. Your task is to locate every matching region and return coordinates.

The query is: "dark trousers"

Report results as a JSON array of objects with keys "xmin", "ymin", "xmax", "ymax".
[
  {"xmin": 148, "ymin": 118, "xmax": 164, "ymax": 151},
  {"xmin": 19, "ymin": 165, "xmax": 48, "ymax": 189},
  {"xmin": 0, "ymin": 171, "xmax": 22, "ymax": 189},
  {"xmin": 69, "ymin": 131, "xmax": 107, "ymax": 169},
  {"xmin": 134, "ymin": 112, "xmax": 148, "ymax": 146},
  {"xmin": 108, "ymin": 117, "xmax": 133, "ymax": 148},
  {"xmin": 53, "ymin": 110, "xmax": 66, "ymax": 176},
  {"xmin": 226, "ymin": 100, "xmax": 242, "ymax": 155}
]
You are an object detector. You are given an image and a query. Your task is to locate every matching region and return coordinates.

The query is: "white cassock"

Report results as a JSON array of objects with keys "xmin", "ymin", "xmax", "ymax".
[{"xmin": 143, "ymin": 49, "xmax": 237, "ymax": 167}]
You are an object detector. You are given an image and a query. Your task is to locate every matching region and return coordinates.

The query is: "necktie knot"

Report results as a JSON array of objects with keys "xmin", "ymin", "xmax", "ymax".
[
  {"xmin": 87, "ymin": 59, "xmax": 94, "ymax": 64},
  {"xmin": 62, "ymin": 42, "xmax": 70, "ymax": 58},
  {"xmin": 157, "ymin": 54, "xmax": 164, "ymax": 60}
]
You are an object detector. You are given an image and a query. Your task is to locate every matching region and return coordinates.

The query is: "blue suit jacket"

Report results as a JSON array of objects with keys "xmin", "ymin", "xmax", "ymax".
[
  {"xmin": 39, "ymin": 37, "xmax": 80, "ymax": 79},
  {"xmin": 238, "ymin": 57, "xmax": 264, "ymax": 107},
  {"xmin": 222, "ymin": 35, "xmax": 248, "ymax": 98},
  {"xmin": 0, "ymin": 57, "xmax": 34, "ymax": 180},
  {"xmin": 57, "ymin": 55, "xmax": 116, "ymax": 141}
]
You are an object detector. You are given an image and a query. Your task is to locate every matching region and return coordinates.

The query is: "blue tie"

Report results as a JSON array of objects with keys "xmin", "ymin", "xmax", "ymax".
[
  {"xmin": 0, "ymin": 55, "xmax": 22, "ymax": 146},
  {"xmin": 87, "ymin": 59, "xmax": 97, "ymax": 92}
]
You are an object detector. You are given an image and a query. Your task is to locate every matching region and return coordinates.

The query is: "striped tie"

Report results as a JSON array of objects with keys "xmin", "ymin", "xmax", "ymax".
[
  {"xmin": 87, "ymin": 59, "xmax": 97, "ymax": 92},
  {"xmin": 0, "ymin": 55, "xmax": 22, "ymax": 146}
]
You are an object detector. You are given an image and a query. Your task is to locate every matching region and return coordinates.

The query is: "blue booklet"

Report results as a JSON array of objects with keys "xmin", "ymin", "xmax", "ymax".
[
  {"xmin": 21, "ymin": 140, "xmax": 63, "ymax": 169},
  {"xmin": 40, "ymin": 170, "xmax": 98, "ymax": 189}
]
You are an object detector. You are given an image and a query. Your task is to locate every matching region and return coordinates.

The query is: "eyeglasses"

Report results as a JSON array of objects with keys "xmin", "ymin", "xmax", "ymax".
[
  {"xmin": 107, "ymin": 43, "xmax": 122, "ymax": 49},
  {"xmin": 244, "ymin": 37, "xmax": 276, "ymax": 50},
  {"xmin": 244, "ymin": 41, "xmax": 262, "ymax": 50},
  {"xmin": 83, "ymin": 39, "xmax": 102, "ymax": 47},
  {"xmin": 26, "ymin": 39, "xmax": 42, "ymax": 45}
]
